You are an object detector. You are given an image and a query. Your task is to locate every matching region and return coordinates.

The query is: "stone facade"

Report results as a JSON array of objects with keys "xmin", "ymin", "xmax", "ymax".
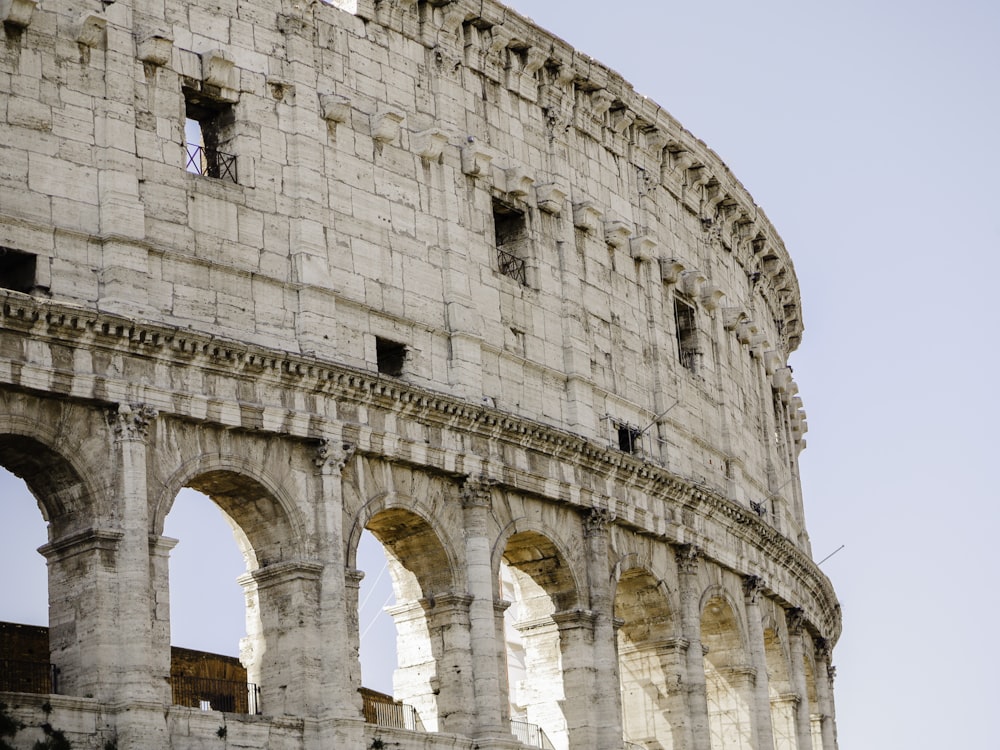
[{"xmin": 0, "ymin": 0, "xmax": 839, "ymax": 748}]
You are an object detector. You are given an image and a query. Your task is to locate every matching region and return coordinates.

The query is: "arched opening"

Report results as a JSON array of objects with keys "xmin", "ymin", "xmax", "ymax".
[
  {"xmin": 701, "ymin": 596, "xmax": 753, "ymax": 750},
  {"xmin": 157, "ymin": 467, "xmax": 306, "ymax": 717},
  {"xmin": 501, "ymin": 530, "xmax": 579, "ymax": 750},
  {"xmin": 360, "ymin": 507, "xmax": 457, "ymax": 733},
  {"xmin": 163, "ymin": 487, "xmax": 252, "ymax": 713},
  {"xmin": 764, "ymin": 627, "xmax": 796, "ymax": 750},
  {"xmin": 615, "ymin": 568, "xmax": 680, "ymax": 749},
  {"xmin": 357, "ymin": 528, "xmax": 397, "ymax": 693},
  {"xmin": 0, "ymin": 466, "xmax": 51, "ymax": 694}
]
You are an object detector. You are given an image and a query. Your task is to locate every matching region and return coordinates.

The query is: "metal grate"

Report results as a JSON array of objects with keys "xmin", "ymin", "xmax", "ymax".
[
  {"xmin": 0, "ymin": 659, "xmax": 57, "ymax": 694},
  {"xmin": 497, "ymin": 247, "xmax": 527, "ymax": 284},
  {"xmin": 170, "ymin": 675, "xmax": 260, "ymax": 715},
  {"xmin": 185, "ymin": 143, "xmax": 238, "ymax": 183},
  {"xmin": 361, "ymin": 691, "xmax": 419, "ymax": 730},
  {"xmin": 510, "ymin": 718, "xmax": 555, "ymax": 749}
]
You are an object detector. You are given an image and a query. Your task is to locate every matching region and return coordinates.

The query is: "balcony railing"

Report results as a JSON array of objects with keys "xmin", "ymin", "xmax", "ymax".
[
  {"xmin": 497, "ymin": 247, "xmax": 527, "ymax": 284},
  {"xmin": 0, "ymin": 659, "xmax": 57, "ymax": 694},
  {"xmin": 170, "ymin": 675, "xmax": 259, "ymax": 715},
  {"xmin": 185, "ymin": 143, "xmax": 238, "ymax": 183},
  {"xmin": 361, "ymin": 690, "xmax": 420, "ymax": 731},
  {"xmin": 625, "ymin": 742, "xmax": 646, "ymax": 750},
  {"xmin": 510, "ymin": 718, "xmax": 555, "ymax": 749}
]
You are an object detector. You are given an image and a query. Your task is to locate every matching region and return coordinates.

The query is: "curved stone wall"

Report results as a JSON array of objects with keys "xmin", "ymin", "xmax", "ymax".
[{"xmin": 0, "ymin": 0, "xmax": 839, "ymax": 748}]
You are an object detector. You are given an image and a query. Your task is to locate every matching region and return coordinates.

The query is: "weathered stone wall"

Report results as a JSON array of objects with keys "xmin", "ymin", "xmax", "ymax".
[{"xmin": 0, "ymin": 0, "xmax": 838, "ymax": 748}]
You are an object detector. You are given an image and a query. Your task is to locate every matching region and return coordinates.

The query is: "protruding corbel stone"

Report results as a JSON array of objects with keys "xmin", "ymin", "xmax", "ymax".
[
  {"xmin": 669, "ymin": 148, "xmax": 695, "ymax": 173},
  {"xmin": 523, "ymin": 46, "xmax": 548, "ymax": 75},
  {"xmin": 772, "ymin": 366, "xmax": 793, "ymax": 393},
  {"xmin": 137, "ymin": 29, "xmax": 173, "ymax": 66},
  {"xmin": 572, "ymin": 201, "xmax": 603, "ymax": 233},
  {"xmin": 687, "ymin": 165, "xmax": 711, "ymax": 190},
  {"xmin": 504, "ymin": 165, "xmax": 534, "ymax": 198},
  {"xmin": 763, "ymin": 256, "xmax": 784, "ymax": 276},
  {"xmin": 659, "ymin": 258, "xmax": 686, "ymax": 284},
  {"xmin": 629, "ymin": 235, "xmax": 657, "ymax": 262},
  {"xmin": 74, "ymin": 11, "xmax": 107, "ymax": 48},
  {"xmin": 201, "ymin": 49, "xmax": 235, "ymax": 89},
  {"xmin": 604, "ymin": 220, "xmax": 632, "ymax": 249},
  {"xmin": 645, "ymin": 127, "xmax": 668, "ymax": 154},
  {"xmin": 411, "ymin": 127, "xmax": 449, "ymax": 160},
  {"xmin": 535, "ymin": 183, "xmax": 567, "ymax": 215},
  {"xmin": 722, "ymin": 307, "xmax": 748, "ymax": 331},
  {"xmin": 681, "ymin": 270, "xmax": 706, "ymax": 297},
  {"xmin": 590, "ymin": 89, "xmax": 615, "ymax": 117},
  {"xmin": 0, "ymin": 0, "xmax": 37, "ymax": 28},
  {"xmin": 486, "ymin": 25, "xmax": 511, "ymax": 57},
  {"xmin": 461, "ymin": 138, "xmax": 492, "ymax": 177},
  {"xmin": 735, "ymin": 319, "xmax": 758, "ymax": 345},
  {"xmin": 700, "ymin": 284, "xmax": 725, "ymax": 311},
  {"xmin": 763, "ymin": 350, "xmax": 783, "ymax": 376},
  {"xmin": 320, "ymin": 93, "xmax": 352, "ymax": 124},
  {"xmin": 371, "ymin": 108, "xmax": 405, "ymax": 143},
  {"xmin": 610, "ymin": 107, "xmax": 635, "ymax": 134}
]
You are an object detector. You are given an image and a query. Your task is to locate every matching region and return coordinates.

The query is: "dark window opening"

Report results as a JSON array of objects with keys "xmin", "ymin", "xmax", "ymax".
[
  {"xmin": 673, "ymin": 296, "xmax": 700, "ymax": 373},
  {"xmin": 0, "ymin": 248, "xmax": 38, "ymax": 294},
  {"xmin": 184, "ymin": 91, "xmax": 237, "ymax": 183},
  {"xmin": 376, "ymin": 337, "xmax": 407, "ymax": 377},
  {"xmin": 616, "ymin": 422, "xmax": 640, "ymax": 454},
  {"xmin": 493, "ymin": 199, "xmax": 528, "ymax": 285}
]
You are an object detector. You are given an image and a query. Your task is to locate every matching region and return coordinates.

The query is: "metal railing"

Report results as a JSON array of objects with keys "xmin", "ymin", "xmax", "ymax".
[
  {"xmin": 170, "ymin": 675, "xmax": 259, "ymax": 715},
  {"xmin": 185, "ymin": 143, "xmax": 238, "ymax": 183},
  {"xmin": 0, "ymin": 659, "xmax": 57, "ymax": 694},
  {"xmin": 624, "ymin": 742, "xmax": 646, "ymax": 750},
  {"xmin": 497, "ymin": 247, "xmax": 527, "ymax": 284},
  {"xmin": 361, "ymin": 690, "xmax": 420, "ymax": 730},
  {"xmin": 510, "ymin": 718, "xmax": 555, "ymax": 749}
]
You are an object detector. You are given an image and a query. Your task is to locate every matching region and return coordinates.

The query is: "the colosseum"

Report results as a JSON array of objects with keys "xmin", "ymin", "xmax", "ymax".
[{"xmin": 0, "ymin": 0, "xmax": 841, "ymax": 748}]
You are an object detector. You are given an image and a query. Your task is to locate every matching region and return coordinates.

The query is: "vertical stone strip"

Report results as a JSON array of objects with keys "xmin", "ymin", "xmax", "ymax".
[
  {"xmin": 148, "ymin": 535, "xmax": 178, "ymax": 703},
  {"xmin": 108, "ymin": 403, "xmax": 158, "ymax": 703},
  {"xmin": 676, "ymin": 544, "xmax": 709, "ymax": 750},
  {"xmin": 743, "ymin": 576, "xmax": 776, "ymax": 750},
  {"xmin": 552, "ymin": 609, "xmax": 598, "ymax": 750},
  {"xmin": 584, "ymin": 507, "xmax": 624, "ymax": 750},
  {"xmin": 813, "ymin": 640, "xmax": 839, "ymax": 750},
  {"xmin": 786, "ymin": 608, "xmax": 814, "ymax": 750},
  {"xmin": 312, "ymin": 440, "xmax": 366, "ymax": 748},
  {"xmin": 460, "ymin": 476, "xmax": 506, "ymax": 737}
]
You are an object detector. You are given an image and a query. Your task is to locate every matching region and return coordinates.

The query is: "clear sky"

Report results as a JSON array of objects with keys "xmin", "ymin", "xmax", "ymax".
[{"xmin": 1, "ymin": 2, "xmax": 998, "ymax": 748}]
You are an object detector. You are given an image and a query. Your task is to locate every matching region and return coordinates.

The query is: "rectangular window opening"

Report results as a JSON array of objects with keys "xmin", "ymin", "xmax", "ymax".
[
  {"xmin": 184, "ymin": 92, "xmax": 237, "ymax": 183},
  {"xmin": 673, "ymin": 296, "xmax": 700, "ymax": 373},
  {"xmin": 616, "ymin": 422, "xmax": 641, "ymax": 454},
  {"xmin": 493, "ymin": 199, "xmax": 528, "ymax": 285},
  {"xmin": 376, "ymin": 337, "xmax": 407, "ymax": 377},
  {"xmin": 0, "ymin": 248, "xmax": 38, "ymax": 294}
]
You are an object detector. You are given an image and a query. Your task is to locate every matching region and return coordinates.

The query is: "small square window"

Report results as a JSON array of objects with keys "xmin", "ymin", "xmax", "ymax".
[
  {"xmin": 493, "ymin": 199, "xmax": 528, "ymax": 285},
  {"xmin": 376, "ymin": 337, "xmax": 407, "ymax": 377},
  {"xmin": 0, "ymin": 248, "xmax": 37, "ymax": 294},
  {"xmin": 184, "ymin": 91, "xmax": 237, "ymax": 183},
  {"xmin": 616, "ymin": 422, "xmax": 641, "ymax": 454}
]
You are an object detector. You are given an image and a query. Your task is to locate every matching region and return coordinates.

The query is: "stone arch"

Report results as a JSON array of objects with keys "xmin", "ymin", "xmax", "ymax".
[
  {"xmin": 498, "ymin": 522, "xmax": 584, "ymax": 750},
  {"xmin": 153, "ymin": 453, "xmax": 316, "ymax": 717},
  {"xmin": 614, "ymin": 564, "xmax": 685, "ymax": 750},
  {"xmin": 0, "ymin": 403, "xmax": 117, "ymax": 699},
  {"xmin": 701, "ymin": 591, "xmax": 754, "ymax": 750},
  {"xmin": 346, "ymin": 493, "xmax": 464, "ymax": 733}
]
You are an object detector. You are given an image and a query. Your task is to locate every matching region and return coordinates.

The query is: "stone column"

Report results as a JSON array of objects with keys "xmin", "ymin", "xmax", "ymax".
[
  {"xmin": 584, "ymin": 508, "xmax": 624, "ymax": 750},
  {"xmin": 553, "ymin": 609, "xmax": 598, "ymax": 750},
  {"xmin": 313, "ymin": 440, "xmax": 366, "ymax": 748},
  {"xmin": 744, "ymin": 576, "xmax": 776, "ymax": 750},
  {"xmin": 424, "ymin": 593, "xmax": 476, "ymax": 735},
  {"xmin": 619, "ymin": 637, "xmax": 691, "ymax": 750},
  {"xmin": 39, "ymin": 528, "xmax": 123, "ymax": 701},
  {"xmin": 786, "ymin": 609, "xmax": 813, "ymax": 750},
  {"xmin": 149, "ymin": 534, "xmax": 179, "ymax": 704},
  {"xmin": 676, "ymin": 545, "xmax": 709, "ymax": 750},
  {"xmin": 460, "ymin": 476, "xmax": 507, "ymax": 737},
  {"xmin": 108, "ymin": 403, "xmax": 159, "ymax": 703},
  {"xmin": 813, "ymin": 640, "xmax": 839, "ymax": 750}
]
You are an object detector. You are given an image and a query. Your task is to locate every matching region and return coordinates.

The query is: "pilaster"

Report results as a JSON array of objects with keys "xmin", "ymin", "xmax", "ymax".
[
  {"xmin": 813, "ymin": 639, "xmax": 839, "ymax": 750},
  {"xmin": 676, "ymin": 544, "xmax": 709, "ymax": 750},
  {"xmin": 743, "ymin": 575, "xmax": 776, "ymax": 750},
  {"xmin": 786, "ymin": 608, "xmax": 813, "ymax": 750}
]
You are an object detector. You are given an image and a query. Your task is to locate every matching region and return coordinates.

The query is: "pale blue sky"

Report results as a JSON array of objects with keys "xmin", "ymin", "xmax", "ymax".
[{"xmin": 1, "ymin": 2, "xmax": 997, "ymax": 748}]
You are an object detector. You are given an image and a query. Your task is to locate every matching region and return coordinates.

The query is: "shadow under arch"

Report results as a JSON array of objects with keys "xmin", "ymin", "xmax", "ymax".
[
  {"xmin": 346, "ymin": 497, "xmax": 461, "ymax": 733},
  {"xmin": 701, "ymin": 591, "xmax": 754, "ymax": 750},
  {"xmin": 498, "ymin": 524, "xmax": 583, "ymax": 750},
  {"xmin": 614, "ymin": 565, "xmax": 686, "ymax": 750}
]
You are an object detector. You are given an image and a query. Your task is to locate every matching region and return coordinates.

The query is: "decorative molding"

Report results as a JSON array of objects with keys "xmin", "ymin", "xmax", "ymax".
[
  {"xmin": 583, "ymin": 507, "xmax": 612, "ymax": 536},
  {"xmin": 314, "ymin": 439, "xmax": 356, "ymax": 473},
  {"xmin": 108, "ymin": 403, "xmax": 158, "ymax": 442}
]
